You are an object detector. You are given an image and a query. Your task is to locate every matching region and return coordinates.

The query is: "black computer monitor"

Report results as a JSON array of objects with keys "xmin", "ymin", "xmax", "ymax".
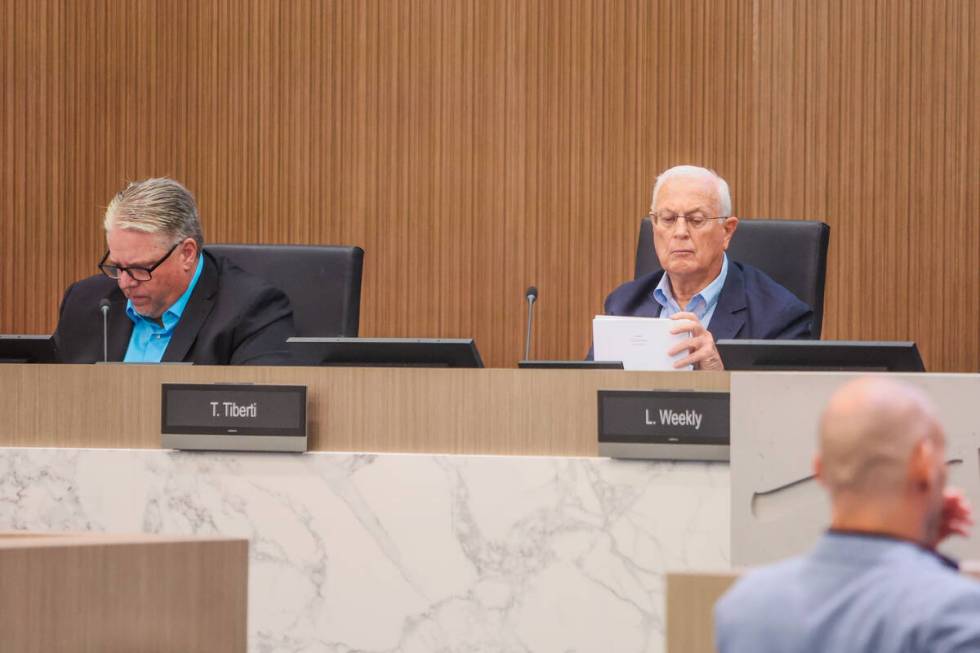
[
  {"xmin": 286, "ymin": 337, "xmax": 484, "ymax": 368},
  {"xmin": 716, "ymin": 340, "xmax": 925, "ymax": 372},
  {"xmin": 0, "ymin": 335, "xmax": 58, "ymax": 363},
  {"xmin": 518, "ymin": 360, "xmax": 624, "ymax": 370}
]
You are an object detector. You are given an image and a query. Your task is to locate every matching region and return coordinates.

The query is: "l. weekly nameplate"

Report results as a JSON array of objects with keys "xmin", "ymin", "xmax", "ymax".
[
  {"xmin": 597, "ymin": 390, "xmax": 730, "ymax": 461},
  {"xmin": 161, "ymin": 383, "xmax": 308, "ymax": 452}
]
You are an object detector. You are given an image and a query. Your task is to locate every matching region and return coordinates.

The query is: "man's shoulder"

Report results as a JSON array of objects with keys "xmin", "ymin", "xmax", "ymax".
[
  {"xmin": 603, "ymin": 270, "xmax": 664, "ymax": 314},
  {"xmin": 60, "ymin": 274, "xmax": 120, "ymax": 305},
  {"xmin": 716, "ymin": 556, "xmax": 805, "ymax": 619},
  {"xmin": 199, "ymin": 251, "xmax": 295, "ymax": 364},
  {"xmin": 205, "ymin": 252, "xmax": 294, "ymax": 327},
  {"xmin": 731, "ymin": 260, "xmax": 810, "ymax": 312},
  {"xmin": 923, "ymin": 571, "xmax": 980, "ymax": 628},
  {"xmin": 208, "ymin": 252, "xmax": 289, "ymax": 303},
  {"xmin": 898, "ymin": 552, "xmax": 980, "ymax": 604},
  {"xmin": 887, "ymin": 552, "xmax": 980, "ymax": 647}
]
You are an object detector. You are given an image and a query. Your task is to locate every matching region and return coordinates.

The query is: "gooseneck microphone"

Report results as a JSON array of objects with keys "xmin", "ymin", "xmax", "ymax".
[
  {"xmin": 99, "ymin": 298, "xmax": 111, "ymax": 363},
  {"xmin": 523, "ymin": 286, "xmax": 538, "ymax": 361}
]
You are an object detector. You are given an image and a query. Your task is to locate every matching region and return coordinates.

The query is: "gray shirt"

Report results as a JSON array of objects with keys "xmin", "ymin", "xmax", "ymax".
[{"xmin": 715, "ymin": 532, "xmax": 980, "ymax": 653}]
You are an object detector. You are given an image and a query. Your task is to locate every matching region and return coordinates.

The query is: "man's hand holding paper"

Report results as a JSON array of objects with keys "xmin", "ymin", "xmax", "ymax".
[{"xmin": 667, "ymin": 312, "xmax": 724, "ymax": 370}]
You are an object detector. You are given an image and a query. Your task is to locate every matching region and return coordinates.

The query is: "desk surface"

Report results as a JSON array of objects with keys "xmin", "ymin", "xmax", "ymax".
[{"xmin": 0, "ymin": 364, "xmax": 728, "ymax": 455}]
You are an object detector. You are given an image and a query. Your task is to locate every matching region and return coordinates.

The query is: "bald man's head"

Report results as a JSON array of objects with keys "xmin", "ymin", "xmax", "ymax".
[{"xmin": 817, "ymin": 377, "xmax": 945, "ymax": 498}]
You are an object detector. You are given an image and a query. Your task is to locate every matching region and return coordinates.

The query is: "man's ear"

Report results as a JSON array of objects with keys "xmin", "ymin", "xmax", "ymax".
[
  {"xmin": 813, "ymin": 453, "xmax": 828, "ymax": 488},
  {"xmin": 908, "ymin": 438, "xmax": 938, "ymax": 492},
  {"xmin": 722, "ymin": 216, "xmax": 739, "ymax": 249},
  {"xmin": 179, "ymin": 238, "xmax": 199, "ymax": 271}
]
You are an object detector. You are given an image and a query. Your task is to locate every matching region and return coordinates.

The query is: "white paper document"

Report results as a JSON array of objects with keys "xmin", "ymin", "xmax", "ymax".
[{"xmin": 592, "ymin": 315, "xmax": 692, "ymax": 371}]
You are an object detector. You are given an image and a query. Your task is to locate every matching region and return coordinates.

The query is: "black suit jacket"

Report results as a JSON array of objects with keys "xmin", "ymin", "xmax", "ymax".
[
  {"xmin": 54, "ymin": 251, "xmax": 295, "ymax": 364},
  {"xmin": 602, "ymin": 260, "xmax": 813, "ymax": 340}
]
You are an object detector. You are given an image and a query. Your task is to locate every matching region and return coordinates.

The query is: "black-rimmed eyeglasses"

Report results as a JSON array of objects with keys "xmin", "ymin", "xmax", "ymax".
[{"xmin": 98, "ymin": 241, "xmax": 180, "ymax": 281}]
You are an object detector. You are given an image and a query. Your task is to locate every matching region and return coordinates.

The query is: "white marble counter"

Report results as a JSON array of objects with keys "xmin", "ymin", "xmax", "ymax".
[{"xmin": 0, "ymin": 448, "xmax": 728, "ymax": 653}]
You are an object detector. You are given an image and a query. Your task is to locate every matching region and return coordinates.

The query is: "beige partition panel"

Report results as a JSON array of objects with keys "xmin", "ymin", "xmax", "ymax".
[
  {"xmin": 0, "ymin": 364, "xmax": 728, "ymax": 455},
  {"xmin": 730, "ymin": 372, "xmax": 980, "ymax": 565},
  {"xmin": 0, "ymin": 533, "xmax": 248, "ymax": 653},
  {"xmin": 666, "ymin": 571, "xmax": 739, "ymax": 653}
]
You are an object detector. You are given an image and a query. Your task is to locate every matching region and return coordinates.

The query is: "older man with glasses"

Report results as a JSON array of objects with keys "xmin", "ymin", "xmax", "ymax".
[
  {"xmin": 599, "ymin": 165, "xmax": 813, "ymax": 369},
  {"xmin": 54, "ymin": 177, "xmax": 295, "ymax": 364}
]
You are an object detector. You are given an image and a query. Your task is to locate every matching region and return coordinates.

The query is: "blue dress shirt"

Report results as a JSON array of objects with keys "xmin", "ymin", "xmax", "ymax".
[
  {"xmin": 124, "ymin": 256, "xmax": 204, "ymax": 363},
  {"xmin": 715, "ymin": 531, "xmax": 980, "ymax": 653},
  {"xmin": 653, "ymin": 254, "xmax": 728, "ymax": 327}
]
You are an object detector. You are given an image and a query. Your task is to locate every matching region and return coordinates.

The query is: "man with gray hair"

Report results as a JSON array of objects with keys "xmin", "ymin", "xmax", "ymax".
[
  {"xmin": 715, "ymin": 377, "xmax": 980, "ymax": 652},
  {"xmin": 54, "ymin": 178, "xmax": 295, "ymax": 364},
  {"xmin": 598, "ymin": 165, "xmax": 812, "ymax": 369}
]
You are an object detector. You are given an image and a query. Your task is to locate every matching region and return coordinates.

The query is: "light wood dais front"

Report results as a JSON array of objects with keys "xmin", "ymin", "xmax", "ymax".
[{"xmin": 0, "ymin": 364, "xmax": 729, "ymax": 456}]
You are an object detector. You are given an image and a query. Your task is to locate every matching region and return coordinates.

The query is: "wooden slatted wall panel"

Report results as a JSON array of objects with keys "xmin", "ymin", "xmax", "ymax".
[
  {"xmin": 1, "ymin": 1, "xmax": 977, "ymax": 370},
  {"xmin": 747, "ymin": 0, "xmax": 979, "ymax": 371}
]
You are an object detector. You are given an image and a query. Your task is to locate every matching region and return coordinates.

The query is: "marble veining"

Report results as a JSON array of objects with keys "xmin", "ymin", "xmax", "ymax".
[{"xmin": 0, "ymin": 448, "xmax": 729, "ymax": 653}]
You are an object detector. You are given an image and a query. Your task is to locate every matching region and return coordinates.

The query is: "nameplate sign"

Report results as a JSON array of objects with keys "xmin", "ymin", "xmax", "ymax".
[
  {"xmin": 161, "ymin": 383, "xmax": 308, "ymax": 452},
  {"xmin": 597, "ymin": 390, "xmax": 730, "ymax": 461}
]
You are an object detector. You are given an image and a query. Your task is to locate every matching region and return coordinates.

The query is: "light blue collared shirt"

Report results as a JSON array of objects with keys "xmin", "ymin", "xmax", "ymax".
[
  {"xmin": 123, "ymin": 255, "xmax": 204, "ymax": 363},
  {"xmin": 653, "ymin": 254, "xmax": 729, "ymax": 327},
  {"xmin": 715, "ymin": 531, "xmax": 980, "ymax": 653}
]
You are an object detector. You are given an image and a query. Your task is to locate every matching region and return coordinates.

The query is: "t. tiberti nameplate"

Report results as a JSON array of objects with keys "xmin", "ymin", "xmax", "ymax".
[
  {"xmin": 162, "ymin": 383, "xmax": 308, "ymax": 452},
  {"xmin": 597, "ymin": 390, "xmax": 730, "ymax": 460}
]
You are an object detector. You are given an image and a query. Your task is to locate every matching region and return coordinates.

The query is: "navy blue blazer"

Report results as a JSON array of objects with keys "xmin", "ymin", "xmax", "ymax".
[{"xmin": 601, "ymin": 260, "xmax": 813, "ymax": 341}]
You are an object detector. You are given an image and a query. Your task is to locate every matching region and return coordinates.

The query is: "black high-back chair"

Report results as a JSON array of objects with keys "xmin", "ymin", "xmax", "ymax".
[
  {"xmin": 207, "ymin": 244, "xmax": 364, "ymax": 337},
  {"xmin": 635, "ymin": 218, "xmax": 830, "ymax": 338}
]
